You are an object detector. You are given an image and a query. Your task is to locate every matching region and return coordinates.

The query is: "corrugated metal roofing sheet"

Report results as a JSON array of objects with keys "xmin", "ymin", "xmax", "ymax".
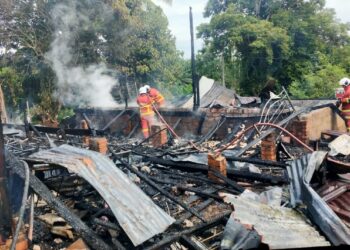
[
  {"xmin": 200, "ymin": 82, "xmax": 236, "ymax": 108},
  {"xmin": 317, "ymin": 180, "xmax": 350, "ymax": 228},
  {"xmin": 29, "ymin": 145, "xmax": 175, "ymax": 246},
  {"xmin": 287, "ymin": 152, "xmax": 350, "ymax": 245},
  {"xmin": 221, "ymin": 193, "xmax": 330, "ymax": 249},
  {"xmin": 181, "ymin": 77, "xmax": 236, "ymax": 108}
]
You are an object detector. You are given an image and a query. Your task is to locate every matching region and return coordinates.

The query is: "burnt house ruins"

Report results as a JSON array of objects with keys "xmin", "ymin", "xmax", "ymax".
[{"xmin": 1, "ymin": 77, "xmax": 350, "ymax": 250}]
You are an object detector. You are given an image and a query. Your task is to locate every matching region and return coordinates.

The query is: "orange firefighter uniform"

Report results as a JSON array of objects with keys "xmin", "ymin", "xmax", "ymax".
[
  {"xmin": 137, "ymin": 92, "xmax": 155, "ymax": 138},
  {"xmin": 148, "ymin": 87, "xmax": 165, "ymax": 107},
  {"xmin": 340, "ymin": 85, "xmax": 350, "ymax": 132}
]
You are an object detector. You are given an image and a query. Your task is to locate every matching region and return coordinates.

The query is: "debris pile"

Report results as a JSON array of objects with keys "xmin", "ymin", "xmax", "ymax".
[{"xmin": 1, "ymin": 94, "xmax": 350, "ymax": 249}]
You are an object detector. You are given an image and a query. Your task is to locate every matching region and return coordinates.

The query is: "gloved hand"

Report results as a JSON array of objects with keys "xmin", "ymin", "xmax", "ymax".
[{"xmin": 342, "ymin": 98, "xmax": 350, "ymax": 104}]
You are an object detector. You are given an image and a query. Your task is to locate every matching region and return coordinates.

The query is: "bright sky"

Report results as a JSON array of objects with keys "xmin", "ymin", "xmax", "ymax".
[{"xmin": 153, "ymin": 0, "xmax": 350, "ymax": 59}]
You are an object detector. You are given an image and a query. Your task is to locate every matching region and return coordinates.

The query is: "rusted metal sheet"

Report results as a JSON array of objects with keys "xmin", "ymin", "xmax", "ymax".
[
  {"xmin": 29, "ymin": 145, "xmax": 175, "ymax": 246},
  {"xmin": 317, "ymin": 180, "xmax": 350, "ymax": 227},
  {"xmin": 287, "ymin": 152, "xmax": 350, "ymax": 245},
  {"xmin": 326, "ymin": 156, "xmax": 350, "ymax": 173},
  {"xmin": 221, "ymin": 193, "xmax": 330, "ymax": 249}
]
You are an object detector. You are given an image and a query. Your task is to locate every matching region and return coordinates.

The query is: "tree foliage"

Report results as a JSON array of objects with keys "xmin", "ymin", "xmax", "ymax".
[
  {"xmin": 0, "ymin": 0, "xmax": 190, "ymax": 121},
  {"xmin": 198, "ymin": 0, "xmax": 350, "ymax": 97}
]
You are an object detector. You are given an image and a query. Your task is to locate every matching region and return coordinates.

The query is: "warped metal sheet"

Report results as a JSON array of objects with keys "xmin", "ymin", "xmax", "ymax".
[
  {"xmin": 317, "ymin": 180, "xmax": 350, "ymax": 227},
  {"xmin": 287, "ymin": 152, "xmax": 350, "ymax": 245},
  {"xmin": 29, "ymin": 145, "xmax": 175, "ymax": 246},
  {"xmin": 221, "ymin": 193, "xmax": 330, "ymax": 249}
]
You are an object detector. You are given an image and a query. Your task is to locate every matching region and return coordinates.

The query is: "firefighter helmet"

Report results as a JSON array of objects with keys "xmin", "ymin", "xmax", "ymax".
[
  {"xmin": 139, "ymin": 86, "xmax": 147, "ymax": 94},
  {"xmin": 339, "ymin": 77, "xmax": 350, "ymax": 86},
  {"xmin": 144, "ymin": 85, "xmax": 151, "ymax": 91}
]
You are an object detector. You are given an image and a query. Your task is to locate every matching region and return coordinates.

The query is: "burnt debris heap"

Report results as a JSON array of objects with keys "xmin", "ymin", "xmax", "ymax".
[{"xmin": 1, "ymin": 84, "xmax": 350, "ymax": 250}]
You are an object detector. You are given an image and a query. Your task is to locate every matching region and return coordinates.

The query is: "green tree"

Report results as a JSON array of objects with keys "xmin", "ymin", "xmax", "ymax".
[
  {"xmin": 198, "ymin": 0, "xmax": 350, "ymax": 97},
  {"xmin": 198, "ymin": 4, "xmax": 290, "ymax": 94},
  {"xmin": 0, "ymin": 0, "xmax": 188, "ymax": 121}
]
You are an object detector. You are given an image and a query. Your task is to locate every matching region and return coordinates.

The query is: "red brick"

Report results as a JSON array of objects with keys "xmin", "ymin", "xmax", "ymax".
[{"xmin": 208, "ymin": 153, "xmax": 227, "ymax": 182}]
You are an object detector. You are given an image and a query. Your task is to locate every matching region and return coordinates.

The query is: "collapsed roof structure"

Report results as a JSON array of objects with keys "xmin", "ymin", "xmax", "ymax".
[{"xmin": 1, "ymin": 77, "xmax": 350, "ymax": 250}]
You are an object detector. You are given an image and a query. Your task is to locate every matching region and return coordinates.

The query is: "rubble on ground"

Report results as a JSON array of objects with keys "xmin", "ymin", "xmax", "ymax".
[{"xmin": 1, "ymin": 89, "xmax": 350, "ymax": 249}]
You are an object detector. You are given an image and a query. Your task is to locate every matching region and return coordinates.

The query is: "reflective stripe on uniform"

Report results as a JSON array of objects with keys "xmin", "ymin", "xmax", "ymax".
[{"xmin": 141, "ymin": 111, "xmax": 154, "ymax": 116}]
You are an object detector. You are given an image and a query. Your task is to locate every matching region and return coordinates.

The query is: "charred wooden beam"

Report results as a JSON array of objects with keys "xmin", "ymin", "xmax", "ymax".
[
  {"xmin": 196, "ymin": 112, "xmax": 207, "ymax": 135},
  {"xmin": 157, "ymin": 171, "xmax": 240, "ymax": 195},
  {"xmin": 28, "ymin": 125, "xmax": 105, "ymax": 136},
  {"xmin": 114, "ymin": 111, "xmax": 137, "ymax": 136},
  {"xmin": 146, "ymin": 156, "xmax": 287, "ymax": 185},
  {"xmin": 143, "ymin": 211, "xmax": 231, "ymax": 250},
  {"xmin": 110, "ymin": 151, "xmax": 205, "ymax": 222},
  {"xmin": 82, "ymin": 113, "xmax": 96, "ymax": 136},
  {"xmin": 6, "ymin": 154, "xmax": 115, "ymax": 250},
  {"xmin": 176, "ymin": 199, "xmax": 214, "ymax": 225},
  {"xmin": 176, "ymin": 186, "xmax": 221, "ymax": 200},
  {"xmin": 136, "ymin": 128, "xmax": 168, "ymax": 147},
  {"xmin": 209, "ymin": 170, "xmax": 245, "ymax": 192},
  {"xmin": 29, "ymin": 123, "xmax": 44, "ymax": 138},
  {"xmin": 0, "ymin": 120, "xmax": 12, "ymax": 241},
  {"xmin": 127, "ymin": 122, "xmax": 140, "ymax": 139},
  {"xmin": 197, "ymin": 115, "xmax": 226, "ymax": 144},
  {"xmin": 102, "ymin": 110, "xmax": 127, "ymax": 132},
  {"xmin": 230, "ymin": 170, "xmax": 288, "ymax": 185},
  {"xmin": 93, "ymin": 218, "xmax": 121, "ymax": 231},
  {"xmin": 225, "ymin": 155, "xmax": 287, "ymax": 168},
  {"xmin": 179, "ymin": 236, "xmax": 204, "ymax": 250},
  {"xmin": 145, "ymin": 157, "xmax": 244, "ymax": 192}
]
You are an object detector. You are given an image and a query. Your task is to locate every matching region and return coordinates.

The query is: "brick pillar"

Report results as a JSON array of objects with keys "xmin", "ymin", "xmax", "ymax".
[
  {"xmin": 208, "ymin": 153, "xmax": 227, "ymax": 182},
  {"xmin": 89, "ymin": 137, "xmax": 108, "ymax": 155},
  {"xmin": 81, "ymin": 120, "xmax": 90, "ymax": 145},
  {"xmin": 290, "ymin": 120, "xmax": 309, "ymax": 145},
  {"xmin": 261, "ymin": 133, "xmax": 277, "ymax": 161},
  {"xmin": 151, "ymin": 124, "xmax": 168, "ymax": 147}
]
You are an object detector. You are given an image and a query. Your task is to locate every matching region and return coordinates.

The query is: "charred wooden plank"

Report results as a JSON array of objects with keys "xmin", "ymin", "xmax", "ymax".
[
  {"xmin": 175, "ymin": 199, "xmax": 214, "ymax": 225},
  {"xmin": 145, "ymin": 157, "xmax": 244, "ymax": 192},
  {"xmin": 0, "ymin": 121, "xmax": 12, "ymax": 240},
  {"xmin": 176, "ymin": 186, "xmax": 221, "ymax": 200},
  {"xmin": 143, "ymin": 211, "xmax": 231, "ymax": 250},
  {"xmin": 111, "ymin": 151, "xmax": 205, "ymax": 222},
  {"xmin": 6, "ymin": 153, "xmax": 116, "ymax": 250},
  {"xmin": 146, "ymin": 157, "xmax": 286, "ymax": 185},
  {"xmin": 225, "ymin": 155, "xmax": 287, "ymax": 168},
  {"xmin": 102, "ymin": 110, "xmax": 127, "ymax": 132}
]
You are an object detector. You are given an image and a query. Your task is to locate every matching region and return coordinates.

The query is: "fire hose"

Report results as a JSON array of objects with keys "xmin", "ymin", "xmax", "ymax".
[
  {"xmin": 214, "ymin": 122, "xmax": 314, "ymax": 157},
  {"xmin": 152, "ymin": 104, "xmax": 203, "ymax": 152}
]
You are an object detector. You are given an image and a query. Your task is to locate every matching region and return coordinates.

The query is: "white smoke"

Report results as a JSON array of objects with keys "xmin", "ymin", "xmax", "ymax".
[{"xmin": 45, "ymin": 1, "xmax": 118, "ymax": 107}]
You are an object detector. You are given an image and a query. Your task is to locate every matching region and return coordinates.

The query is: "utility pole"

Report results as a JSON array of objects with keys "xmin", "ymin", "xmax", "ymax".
[
  {"xmin": 0, "ymin": 113, "xmax": 12, "ymax": 244},
  {"xmin": 221, "ymin": 53, "xmax": 225, "ymax": 87},
  {"xmin": 190, "ymin": 6, "xmax": 200, "ymax": 111}
]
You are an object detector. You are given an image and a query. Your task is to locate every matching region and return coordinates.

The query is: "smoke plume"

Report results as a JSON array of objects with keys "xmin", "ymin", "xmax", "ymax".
[{"xmin": 45, "ymin": 1, "xmax": 118, "ymax": 107}]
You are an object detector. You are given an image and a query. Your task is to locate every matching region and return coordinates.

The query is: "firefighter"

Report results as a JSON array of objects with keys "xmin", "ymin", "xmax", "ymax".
[
  {"xmin": 339, "ymin": 77, "xmax": 350, "ymax": 132},
  {"xmin": 137, "ymin": 86, "xmax": 155, "ymax": 138},
  {"xmin": 144, "ymin": 85, "xmax": 165, "ymax": 108}
]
